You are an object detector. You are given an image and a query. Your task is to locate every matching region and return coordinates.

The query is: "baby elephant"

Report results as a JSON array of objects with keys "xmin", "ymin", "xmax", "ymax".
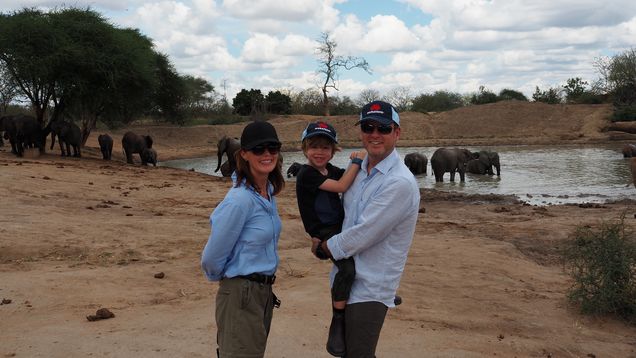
[
  {"xmin": 404, "ymin": 152, "xmax": 427, "ymax": 175},
  {"xmin": 98, "ymin": 134, "xmax": 113, "ymax": 160},
  {"xmin": 122, "ymin": 131, "xmax": 156, "ymax": 166}
]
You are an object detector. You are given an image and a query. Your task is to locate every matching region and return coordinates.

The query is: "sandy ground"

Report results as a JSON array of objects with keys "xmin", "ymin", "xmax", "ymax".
[{"xmin": 2, "ymin": 101, "xmax": 636, "ymax": 357}]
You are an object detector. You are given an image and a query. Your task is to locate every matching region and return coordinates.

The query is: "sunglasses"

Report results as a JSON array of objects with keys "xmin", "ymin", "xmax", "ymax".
[
  {"xmin": 361, "ymin": 122, "xmax": 394, "ymax": 135},
  {"xmin": 250, "ymin": 143, "xmax": 281, "ymax": 155}
]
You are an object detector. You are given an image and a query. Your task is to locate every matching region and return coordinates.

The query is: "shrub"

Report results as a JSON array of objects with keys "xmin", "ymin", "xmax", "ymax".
[{"xmin": 561, "ymin": 215, "xmax": 636, "ymax": 323}]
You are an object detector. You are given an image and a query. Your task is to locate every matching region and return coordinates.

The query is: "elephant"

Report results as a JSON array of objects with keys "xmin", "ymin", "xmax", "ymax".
[
  {"xmin": 430, "ymin": 147, "xmax": 478, "ymax": 182},
  {"xmin": 45, "ymin": 119, "xmax": 81, "ymax": 157},
  {"xmin": 140, "ymin": 147, "xmax": 157, "ymax": 166},
  {"xmin": 122, "ymin": 131, "xmax": 155, "ymax": 165},
  {"xmin": 631, "ymin": 158, "xmax": 636, "ymax": 188},
  {"xmin": 219, "ymin": 160, "xmax": 233, "ymax": 177},
  {"xmin": 2, "ymin": 114, "xmax": 46, "ymax": 157},
  {"xmin": 287, "ymin": 162, "xmax": 302, "ymax": 178},
  {"xmin": 215, "ymin": 135, "xmax": 240, "ymax": 177},
  {"xmin": 467, "ymin": 150, "xmax": 501, "ymax": 176},
  {"xmin": 404, "ymin": 152, "xmax": 427, "ymax": 175},
  {"xmin": 622, "ymin": 144, "xmax": 636, "ymax": 158},
  {"xmin": 98, "ymin": 134, "xmax": 113, "ymax": 160}
]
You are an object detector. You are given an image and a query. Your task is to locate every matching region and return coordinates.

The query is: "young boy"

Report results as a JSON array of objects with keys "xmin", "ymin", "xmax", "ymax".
[{"xmin": 295, "ymin": 121, "xmax": 365, "ymax": 357}]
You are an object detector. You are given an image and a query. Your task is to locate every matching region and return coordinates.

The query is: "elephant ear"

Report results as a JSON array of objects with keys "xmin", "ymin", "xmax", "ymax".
[{"xmin": 144, "ymin": 135, "xmax": 153, "ymax": 148}]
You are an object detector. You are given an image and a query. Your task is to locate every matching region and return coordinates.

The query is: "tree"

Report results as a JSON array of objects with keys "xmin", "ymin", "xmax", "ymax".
[
  {"xmin": 265, "ymin": 90, "xmax": 291, "ymax": 114},
  {"xmin": 383, "ymin": 86, "xmax": 413, "ymax": 112},
  {"xmin": 470, "ymin": 86, "xmax": 499, "ymax": 105},
  {"xmin": 0, "ymin": 61, "xmax": 18, "ymax": 113},
  {"xmin": 595, "ymin": 49, "xmax": 636, "ymax": 120},
  {"xmin": 232, "ymin": 89, "xmax": 264, "ymax": 116},
  {"xmin": 150, "ymin": 53, "xmax": 187, "ymax": 124},
  {"xmin": 330, "ymin": 95, "xmax": 358, "ymax": 115},
  {"xmin": 411, "ymin": 90, "xmax": 465, "ymax": 113},
  {"xmin": 0, "ymin": 7, "xmax": 163, "ymax": 143},
  {"xmin": 498, "ymin": 88, "xmax": 528, "ymax": 101},
  {"xmin": 562, "ymin": 77, "xmax": 589, "ymax": 103},
  {"xmin": 357, "ymin": 89, "xmax": 381, "ymax": 107},
  {"xmin": 532, "ymin": 86, "xmax": 562, "ymax": 104},
  {"xmin": 290, "ymin": 88, "xmax": 322, "ymax": 115},
  {"xmin": 316, "ymin": 32, "xmax": 371, "ymax": 116}
]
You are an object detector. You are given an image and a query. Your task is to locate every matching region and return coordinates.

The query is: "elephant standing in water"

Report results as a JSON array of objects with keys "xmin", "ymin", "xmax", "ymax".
[
  {"xmin": 287, "ymin": 162, "xmax": 302, "ymax": 178},
  {"xmin": 122, "ymin": 131, "xmax": 156, "ymax": 166},
  {"xmin": 98, "ymin": 134, "xmax": 113, "ymax": 160},
  {"xmin": 215, "ymin": 135, "xmax": 240, "ymax": 177},
  {"xmin": 467, "ymin": 150, "xmax": 501, "ymax": 176},
  {"xmin": 430, "ymin": 147, "xmax": 477, "ymax": 182},
  {"xmin": 404, "ymin": 152, "xmax": 427, "ymax": 175},
  {"xmin": 622, "ymin": 144, "xmax": 636, "ymax": 158}
]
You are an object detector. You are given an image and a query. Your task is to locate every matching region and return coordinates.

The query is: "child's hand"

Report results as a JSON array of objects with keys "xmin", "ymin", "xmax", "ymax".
[{"xmin": 350, "ymin": 150, "xmax": 367, "ymax": 160}]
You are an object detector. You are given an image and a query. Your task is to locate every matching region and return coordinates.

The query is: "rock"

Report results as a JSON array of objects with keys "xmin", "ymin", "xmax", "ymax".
[
  {"xmin": 86, "ymin": 308, "xmax": 115, "ymax": 321},
  {"xmin": 154, "ymin": 272, "xmax": 165, "ymax": 279}
]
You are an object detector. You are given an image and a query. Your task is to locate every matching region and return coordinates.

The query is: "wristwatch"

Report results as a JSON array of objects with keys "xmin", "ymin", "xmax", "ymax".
[{"xmin": 351, "ymin": 158, "xmax": 363, "ymax": 165}]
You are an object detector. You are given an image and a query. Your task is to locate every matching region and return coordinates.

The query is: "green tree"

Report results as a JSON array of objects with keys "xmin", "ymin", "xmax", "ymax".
[
  {"xmin": 596, "ymin": 49, "xmax": 636, "ymax": 120},
  {"xmin": 316, "ymin": 32, "xmax": 370, "ymax": 116},
  {"xmin": 532, "ymin": 86, "xmax": 562, "ymax": 104},
  {"xmin": 265, "ymin": 90, "xmax": 291, "ymax": 114},
  {"xmin": 232, "ymin": 89, "xmax": 264, "ymax": 116},
  {"xmin": 330, "ymin": 95, "xmax": 358, "ymax": 115},
  {"xmin": 498, "ymin": 88, "xmax": 528, "ymax": 101},
  {"xmin": 0, "ymin": 7, "xmax": 163, "ymax": 143},
  {"xmin": 411, "ymin": 90, "xmax": 465, "ymax": 113},
  {"xmin": 0, "ymin": 61, "xmax": 18, "ymax": 113},
  {"xmin": 150, "ymin": 53, "xmax": 187, "ymax": 124},
  {"xmin": 563, "ymin": 77, "xmax": 589, "ymax": 103},
  {"xmin": 470, "ymin": 86, "xmax": 499, "ymax": 105}
]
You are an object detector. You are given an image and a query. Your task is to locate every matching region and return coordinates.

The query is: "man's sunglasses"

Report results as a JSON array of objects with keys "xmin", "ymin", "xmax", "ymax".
[
  {"xmin": 361, "ymin": 122, "xmax": 394, "ymax": 135},
  {"xmin": 250, "ymin": 143, "xmax": 281, "ymax": 155}
]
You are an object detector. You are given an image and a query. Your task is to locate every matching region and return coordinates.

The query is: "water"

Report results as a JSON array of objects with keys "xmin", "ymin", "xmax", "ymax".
[{"xmin": 159, "ymin": 145, "xmax": 636, "ymax": 205}]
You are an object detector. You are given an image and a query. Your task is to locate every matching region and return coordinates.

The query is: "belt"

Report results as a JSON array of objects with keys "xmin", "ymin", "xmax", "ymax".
[{"xmin": 238, "ymin": 273, "xmax": 276, "ymax": 285}]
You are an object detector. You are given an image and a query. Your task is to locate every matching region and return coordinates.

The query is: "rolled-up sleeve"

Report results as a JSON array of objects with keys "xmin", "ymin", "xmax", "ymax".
[
  {"xmin": 201, "ymin": 198, "xmax": 248, "ymax": 281},
  {"xmin": 327, "ymin": 176, "xmax": 415, "ymax": 260}
]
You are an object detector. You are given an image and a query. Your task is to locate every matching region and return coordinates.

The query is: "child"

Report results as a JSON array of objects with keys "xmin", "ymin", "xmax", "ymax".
[{"xmin": 295, "ymin": 121, "xmax": 365, "ymax": 357}]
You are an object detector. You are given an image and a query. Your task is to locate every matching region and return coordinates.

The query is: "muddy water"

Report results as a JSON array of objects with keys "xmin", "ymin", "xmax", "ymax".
[{"xmin": 160, "ymin": 144, "xmax": 636, "ymax": 205}]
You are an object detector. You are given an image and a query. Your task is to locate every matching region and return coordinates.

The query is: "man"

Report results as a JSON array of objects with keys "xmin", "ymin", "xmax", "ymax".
[{"xmin": 315, "ymin": 100, "xmax": 420, "ymax": 357}]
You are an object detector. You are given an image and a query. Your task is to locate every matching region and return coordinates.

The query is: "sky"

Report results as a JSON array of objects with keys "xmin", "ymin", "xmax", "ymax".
[{"xmin": 2, "ymin": 0, "xmax": 636, "ymax": 103}]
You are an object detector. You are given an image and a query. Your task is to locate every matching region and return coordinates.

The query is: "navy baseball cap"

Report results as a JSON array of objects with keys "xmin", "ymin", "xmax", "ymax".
[
  {"xmin": 359, "ymin": 100, "xmax": 400, "ymax": 126},
  {"xmin": 301, "ymin": 121, "xmax": 338, "ymax": 143}
]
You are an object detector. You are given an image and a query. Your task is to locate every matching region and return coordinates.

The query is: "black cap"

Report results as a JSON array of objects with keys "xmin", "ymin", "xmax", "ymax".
[
  {"xmin": 301, "ymin": 121, "xmax": 338, "ymax": 143},
  {"xmin": 359, "ymin": 100, "xmax": 400, "ymax": 126},
  {"xmin": 240, "ymin": 121, "xmax": 281, "ymax": 150}
]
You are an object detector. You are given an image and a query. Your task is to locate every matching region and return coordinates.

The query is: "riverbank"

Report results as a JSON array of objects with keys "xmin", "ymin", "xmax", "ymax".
[{"xmin": 2, "ymin": 101, "xmax": 636, "ymax": 357}]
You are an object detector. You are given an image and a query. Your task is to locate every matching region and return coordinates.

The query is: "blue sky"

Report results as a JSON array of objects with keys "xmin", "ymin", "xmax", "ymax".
[{"xmin": 2, "ymin": 0, "xmax": 635, "ymax": 103}]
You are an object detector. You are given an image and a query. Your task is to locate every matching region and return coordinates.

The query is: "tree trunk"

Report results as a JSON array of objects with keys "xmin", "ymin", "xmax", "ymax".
[{"xmin": 322, "ymin": 87, "xmax": 330, "ymax": 116}]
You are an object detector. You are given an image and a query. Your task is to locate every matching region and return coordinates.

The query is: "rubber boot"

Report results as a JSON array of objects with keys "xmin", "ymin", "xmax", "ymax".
[{"xmin": 326, "ymin": 310, "xmax": 346, "ymax": 357}]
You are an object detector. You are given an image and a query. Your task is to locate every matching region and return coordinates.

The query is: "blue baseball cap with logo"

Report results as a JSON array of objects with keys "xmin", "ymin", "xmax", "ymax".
[
  {"xmin": 359, "ymin": 100, "xmax": 400, "ymax": 126},
  {"xmin": 301, "ymin": 121, "xmax": 338, "ymax": 143}
]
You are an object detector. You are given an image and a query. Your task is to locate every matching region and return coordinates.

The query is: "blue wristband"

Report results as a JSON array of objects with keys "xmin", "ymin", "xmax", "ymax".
[{"xmin": 351, "ymin": 158, "xmax": 363, "ymax": 165}]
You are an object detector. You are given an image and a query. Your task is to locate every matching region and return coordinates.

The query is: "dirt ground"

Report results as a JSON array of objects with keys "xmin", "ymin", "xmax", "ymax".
[{"xmin": 2, "ymin": 101, "xmax": 636, "ymax": 357}]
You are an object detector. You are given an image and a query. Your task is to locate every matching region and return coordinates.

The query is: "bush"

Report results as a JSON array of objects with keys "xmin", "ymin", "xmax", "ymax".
[
  {"xmin": 561, "ymin": 215, "xmax": 636, "ymax": 323},
  {"xmin": 612, "ymin": 104, "xmax": 636, "ymax": 122}
]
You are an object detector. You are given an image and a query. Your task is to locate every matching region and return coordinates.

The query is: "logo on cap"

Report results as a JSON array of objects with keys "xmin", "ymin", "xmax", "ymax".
[
  {"xmin": 318, "ymin": 122, "xmax": 329, "ymax": 129},
  {"xmin": 370, "ymin": 103, "xmax": 381, "ymax": 111}
]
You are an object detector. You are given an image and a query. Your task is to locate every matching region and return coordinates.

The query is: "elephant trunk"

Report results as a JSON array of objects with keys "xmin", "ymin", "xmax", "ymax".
[{"xmin": 215, "ymin": 151, "xmax": 223, "ymax": 172}]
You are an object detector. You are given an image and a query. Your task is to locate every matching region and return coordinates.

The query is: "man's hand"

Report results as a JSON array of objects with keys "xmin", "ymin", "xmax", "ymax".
[{"xmin": 311, "ymin": 237, "xmax": 330, "ymax": 260}]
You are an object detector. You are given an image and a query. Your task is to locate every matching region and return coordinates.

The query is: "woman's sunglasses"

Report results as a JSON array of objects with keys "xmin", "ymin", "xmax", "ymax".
[
  {"xmin": 250, "ymin": 143, "xmax": 281, "ymax": 155},
  {"xmin": 360, "ymin": 122, "xmax": 394, "ymax": 135}
]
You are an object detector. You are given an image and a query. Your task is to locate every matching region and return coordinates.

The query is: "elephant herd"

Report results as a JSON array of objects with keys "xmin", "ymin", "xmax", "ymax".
[
  {"xmin": 406, "ymin": 148, "xmax": 501, "ymax": 182},
  {"xmin": 0, "ymin": 114, "xmax": 156, "ymax": 166}
]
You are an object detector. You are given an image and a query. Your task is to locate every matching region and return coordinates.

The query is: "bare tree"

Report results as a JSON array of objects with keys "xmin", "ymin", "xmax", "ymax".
[
  {"xmin": 383, "ymin": 86, "xmax": 413, "ymax": 112},
  {"xmin": 357, "ymin": 88, "xmax": 381, "ymax": 107},
  {"xmin": 316, "ymin": 32, "xmax": 371, "ymax": 116}
]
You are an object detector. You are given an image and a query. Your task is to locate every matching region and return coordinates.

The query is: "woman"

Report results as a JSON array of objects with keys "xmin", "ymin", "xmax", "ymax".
[{"xmin": 201, "ymin": 121, "xmax": 285, "ymax": 358}]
